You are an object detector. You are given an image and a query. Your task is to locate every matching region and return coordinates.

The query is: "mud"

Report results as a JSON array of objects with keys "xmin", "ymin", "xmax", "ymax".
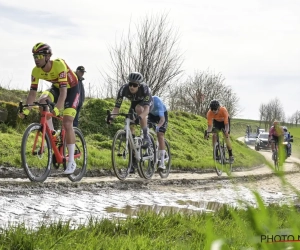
[{"xmin": 1, "ymin": 143, "xmax": 300, "ymax": 228}]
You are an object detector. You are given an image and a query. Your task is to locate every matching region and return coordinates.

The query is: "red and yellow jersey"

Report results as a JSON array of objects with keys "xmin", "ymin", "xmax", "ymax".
[
  {"xmin": 206, "ymin": 106, "xmax": 229, "ymax": 126},
  {"xmin": 30, "ymin": 58, "xmax": 78, "ymax": 90}
]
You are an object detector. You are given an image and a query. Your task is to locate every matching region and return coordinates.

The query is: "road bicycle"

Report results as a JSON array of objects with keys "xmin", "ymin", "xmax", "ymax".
[
  {"xmin": 19, "ymin": 101, "xmax": 87, "ymax": 182},
  {"xmin": 107, "ymin": 110, "xmax": 156, "ymax": 180},
  {"xmin": 148, "ymin": 121, "xmax": 171, "ymax": 178},
  {"xmin": 205, "ymin": 128, "xmax": 232, "ymax": 176}
]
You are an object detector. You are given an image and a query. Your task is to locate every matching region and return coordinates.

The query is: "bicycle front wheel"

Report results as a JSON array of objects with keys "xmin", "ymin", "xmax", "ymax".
[
  {"xmin": 158, "ymin": 139, "xmax": 171, "ymax": 178},
  {"xmin": 223, "ymin": 146, "xmax": 232, "ymax": 175},
  {"xmin": 138, "ymin": 133, "xmax": 156, "ymax": 179},
  {"xmin": 21, "ymin": 123, "xmax": 52, "ymax": 182},
  {"xmin": 112, "ymin": 130, "xmax": 132, "ymax": 180},
  {"xmin": 67, "ymin": 128, "xmax": 88, "ymax": 182},
  {"xmin": 213, "ymin": 142, "xmax": 224, "ymax": 176}
]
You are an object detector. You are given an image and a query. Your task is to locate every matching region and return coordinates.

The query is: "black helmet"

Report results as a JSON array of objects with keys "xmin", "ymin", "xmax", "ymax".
[
  {"xmin": 32, "ymin": 42, "xmax": 52, "ymax": 55},
  {"xmin": 128, "ymin": 72, "xmax": 143, "ymax": 84},
  {"xmin": 210, "ymin": 99, "xmax": 220, "ymax": 110}
]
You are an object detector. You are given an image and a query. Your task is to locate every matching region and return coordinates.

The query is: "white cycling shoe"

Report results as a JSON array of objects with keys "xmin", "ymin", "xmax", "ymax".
[{"xmin": 63, "ymin": 162, "xmax": 76, "ymax": 174}]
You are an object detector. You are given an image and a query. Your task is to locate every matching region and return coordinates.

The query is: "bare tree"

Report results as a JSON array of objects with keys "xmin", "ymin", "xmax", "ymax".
[
  {"xmin": 258, "ymin": 98, "xmax": 285, "ymax": 129},
  {"xmin": 105, "ymin": 12, "xmax": 184, "ymax": 97},
  {"xmin": 168, "ymin": 70, "xmax": 239, "ymax": 117}
]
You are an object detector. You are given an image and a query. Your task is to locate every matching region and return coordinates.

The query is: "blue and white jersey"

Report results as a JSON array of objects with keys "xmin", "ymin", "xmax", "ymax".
[{"xmin": 150, "ymin": 96, "xmax": 167, "ymax": 117}]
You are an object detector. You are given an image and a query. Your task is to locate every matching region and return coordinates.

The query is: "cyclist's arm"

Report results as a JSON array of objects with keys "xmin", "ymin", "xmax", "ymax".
[
  {"xmin": 139, "ymin": 105, "xmax": 150, "ymax": 120},
  {"xmin": 157, "ymin": 115, "xmax": 165, "ymax": 128},
  {"xmin": 111, "ymin": 107, "xmax": 120, "ymax": 117},
  {"xmin": 207, "ymin": 125, "xmax": 213, "ymax": 132},
  {"xmin": 56, "ymin": 87, "xmax": 67, "ymax": 110},
  {"xmin": 25, "ymin": 90, "xmax": 37, "ymax": 109}
]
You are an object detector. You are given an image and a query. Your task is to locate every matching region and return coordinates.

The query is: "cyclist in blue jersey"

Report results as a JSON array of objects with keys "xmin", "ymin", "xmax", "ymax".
[{"xmin": 148, "ymin": 96, "xmax": 168, "ymax": 170}]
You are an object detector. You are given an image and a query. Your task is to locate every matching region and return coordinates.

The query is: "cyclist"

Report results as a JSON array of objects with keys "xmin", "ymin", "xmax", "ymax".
[
  {"xmin": 283, "ymin": 126, "xmax": 292, "ymax": 157},
  {"xmin": 107, "ymin": 72, "xmax": 153, "ymax": 173},
  {"xmin": 268, "ymin": 120, "xmax": 284, "ymax": 160},
  {"xmin": 204, "ymin": 99, "xmax": 234, "ymax": 163},
  {"xmin": 18, "ymin": 42, "xmax": 79, "ymax": 175},
  {"xmin": 148, "ymin": 96, "xmax": 168, "ymax": 170}
]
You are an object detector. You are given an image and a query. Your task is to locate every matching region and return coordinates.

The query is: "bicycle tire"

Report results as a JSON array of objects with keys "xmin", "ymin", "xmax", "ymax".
[
  {"xmin": 138, "ymin": 133, "xmax": 156, "ymax": 179},
  {"xmin": 223, "ymin": 145, "xmax": 232, "ymax": 174},
  {"xmin": 158, "ymin": 139, "xmax": 171, "ymax": 178},
  {"xmin": 213, "ymin": 142, "xmax": 224, "ymax": 176},
  {"xmin": 274, "ymin": 150, "xmax": 279, "ymax": 171},
  {"xmin": 21, "ymin": 123, "xmax": 52, "ymax": 182},
  {"xmin": 67, "ymin": 128, "xmax": 88, "ymax": 182},
  {"xmin": 111, "ymin": 130, "xmax": 132, "ymax": 180}
]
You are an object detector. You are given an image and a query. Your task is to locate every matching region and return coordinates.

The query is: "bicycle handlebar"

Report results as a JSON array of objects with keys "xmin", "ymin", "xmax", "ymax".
[
  {"xmin": 19, "ymin": 100, "xmax": 56, "ymax": 113},
  {"xmin": 204, "ymin": 128, "xmax": 226, "ymax": 139},
  {"xmin": 106, "ymin": 109, "xmax": 137, "ymax": 124}
]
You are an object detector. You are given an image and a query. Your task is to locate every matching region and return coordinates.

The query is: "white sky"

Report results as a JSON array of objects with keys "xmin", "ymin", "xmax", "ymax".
[{"xmin": 0, "ymin": 0, "xmax": 299, "ymax": 120}]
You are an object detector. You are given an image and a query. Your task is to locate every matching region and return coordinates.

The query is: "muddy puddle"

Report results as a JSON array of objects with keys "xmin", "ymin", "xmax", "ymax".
[{"xmin": 0, "ymin": 181, "xmax": 297, "ymax": 229}]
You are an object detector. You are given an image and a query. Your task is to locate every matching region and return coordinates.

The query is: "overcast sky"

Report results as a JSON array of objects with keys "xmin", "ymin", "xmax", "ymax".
[{"xmin": 0, "ymin": 0, "xmax": 299, "ymax": 120}]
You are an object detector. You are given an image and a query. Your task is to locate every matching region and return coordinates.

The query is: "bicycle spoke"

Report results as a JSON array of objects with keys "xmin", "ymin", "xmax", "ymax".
[
  {"xmin": 112, "ymin": 130, "xmax": 131, "ymax": 180},
  {"xmin": 21, "ymin": 123, "xmax": 51, "ymax": 182}
]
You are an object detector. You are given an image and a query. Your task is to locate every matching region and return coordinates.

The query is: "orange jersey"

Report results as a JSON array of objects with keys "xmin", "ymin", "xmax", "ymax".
[
  {"xmin": 206, "ymin": 106, "xmax": 229, "ymax": 126},
  {"xmin": 31, "ymin": 58, "xmax": 78, "ymax": 90}
]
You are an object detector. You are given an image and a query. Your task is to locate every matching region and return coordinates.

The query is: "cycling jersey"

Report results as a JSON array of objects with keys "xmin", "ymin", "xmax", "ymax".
[
  {"xmin": 115, "ymin": 83, "xmax": 152, "ymax": 108},
  {"xmin": 269, "ymin": 126, "xmax": 284, "ymax": 137},
  {"xmin": 31, "ymin": 58, "xmax": 78, "ymax": 90},
  {"xmin": 150, "ymin": 96, "xmax": 167, "ymax": 117},
  {"xmin": 206, "ymin": 106, "xmax": 229, "ymax": 126}
]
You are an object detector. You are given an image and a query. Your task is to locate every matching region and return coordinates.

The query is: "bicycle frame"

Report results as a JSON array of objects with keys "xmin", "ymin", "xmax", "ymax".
[{"xmin": 20, "ymin": 101, "xmax": 81, "ymax": 165}]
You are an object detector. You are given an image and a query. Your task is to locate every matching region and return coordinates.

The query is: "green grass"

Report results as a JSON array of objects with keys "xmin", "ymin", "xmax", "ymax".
[{"xmin": 1, "ymin": 200, "xmax": 300, "ymax": 249}]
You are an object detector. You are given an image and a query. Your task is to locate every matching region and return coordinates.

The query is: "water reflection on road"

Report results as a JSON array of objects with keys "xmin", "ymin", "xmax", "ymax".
[{"xmin": 0, "ymin": 183, "xmax": 296, "ymax": 229}]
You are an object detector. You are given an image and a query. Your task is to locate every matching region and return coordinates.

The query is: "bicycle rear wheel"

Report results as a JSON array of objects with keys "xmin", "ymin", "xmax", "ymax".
[
  {"xmin": 158, "ymin": 139, "xmax": 171, "ymax": 178},
  {"xmin": 213, "ymin": 142, "xmax": 224, "ymax": 176},
  {"xmin": 138, "ymin": 133, "xmax": 156, "ymax": 179},
  {"xmin": 112, "ymin": 130, "xmax": 132, "ymax": 180},
  {"xmin": 67, "ymin": 128, "xmax": 87, "ymax": 182},
  {"xmin": 21, "ymin": 123, "xmax": 52, "ymax": 182}
]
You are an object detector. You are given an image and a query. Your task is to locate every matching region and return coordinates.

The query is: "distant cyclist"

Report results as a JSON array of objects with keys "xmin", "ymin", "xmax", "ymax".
[
  {"xmin": 148, "ymin": 96, "xmax": 168, "ymax": 170},
  {"xmin": 268, "ymin": 120, "xmax": 284, "ymax": 159},
  {"xmin": 204, "ymin": 99, "xmax": 234, "ymax": 163},
  {"xmin": 283, "ymin": 126, "xmax": 292, "ymax": 157},
  {"xmin": 18, "ymin": 42, "xmax": 79, "ymax": 175}
]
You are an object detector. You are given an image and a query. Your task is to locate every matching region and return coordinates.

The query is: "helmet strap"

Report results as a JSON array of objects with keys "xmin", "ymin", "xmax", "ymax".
[{"xmin": 41, "ymin": 55, "xmax": 49, "ymax": 69}]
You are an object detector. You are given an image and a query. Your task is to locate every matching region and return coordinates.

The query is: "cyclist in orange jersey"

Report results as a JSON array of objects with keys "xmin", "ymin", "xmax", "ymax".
[
  {"xmin": 18, "ymin": 42, "xmax": 80, "ymax": 175},
  {"xmin": 205, "ymin": 99, "xmax": 234, "ymax": 163}
]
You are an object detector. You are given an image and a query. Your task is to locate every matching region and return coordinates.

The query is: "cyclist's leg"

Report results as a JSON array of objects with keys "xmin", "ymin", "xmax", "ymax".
[
  {"xmin": 128, "ymin": 102, "xmax": 138, "ymax": 173},
  {"xmin": 63, "ymin": 86, "xmax": 79, "ymax": 174},
  {"xmin": 155, "ymin": 111, "xmax": 168, "ymax": 169},
  {"xmin": 136, "ymin": 101, "xmax": 152, "ymax": 147},
  {"xmin": 38, "ymin": 87, "xmax": 59, "ymax": 131}
]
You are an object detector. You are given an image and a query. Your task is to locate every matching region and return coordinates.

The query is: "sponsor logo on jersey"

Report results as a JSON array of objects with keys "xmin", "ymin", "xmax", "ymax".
[
  {"xmin": 31, "ymin": 75, "xmax": 35, "ymax": 82},
  {"xmin": 59, "ymin": 71, "xmax": 66, "ymax": 79},
  {"xmin": 72, "ymin": 93, "xmax": 80, "ymax": 108}
]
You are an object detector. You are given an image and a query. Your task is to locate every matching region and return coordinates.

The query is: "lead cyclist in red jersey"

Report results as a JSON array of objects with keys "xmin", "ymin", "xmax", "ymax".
[{"xmin": 18, "ymin": 42, "xmax": 80, "ymax": 174}]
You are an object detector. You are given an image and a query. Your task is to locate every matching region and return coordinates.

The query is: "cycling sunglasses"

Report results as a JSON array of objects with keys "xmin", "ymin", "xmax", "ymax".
[
  {"xmin": 33, "ymin": 54, "xmax": 45, "ymax": 60},
  {"xmin": 129, "ymin": 82, "xmax": 139, "ymax": 88}
]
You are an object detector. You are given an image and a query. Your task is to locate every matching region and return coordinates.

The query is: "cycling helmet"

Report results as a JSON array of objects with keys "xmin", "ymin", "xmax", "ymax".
[
  {"xmin": 128, "ymin": 72, "xmax": 144, "ymax": 84},
  {"xmin": 210, "ymin": 99, "xmax": 220, "ymax": 111},
  {"xmin": 273, "ymin": 120, "xmax": 279, "ymax": 126},
  {"xmin": 32, "ymin": 42, "xmax": 52, "ymax": 55},
  {"xmin": 283, "ymin": 126, "xmax": 288, "ymax": 132}
]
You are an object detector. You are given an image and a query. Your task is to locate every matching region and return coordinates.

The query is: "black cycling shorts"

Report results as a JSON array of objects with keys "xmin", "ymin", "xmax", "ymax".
[{"xmin": 148, "ymin": 111, "xmax": 168, "ymax": 133}]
